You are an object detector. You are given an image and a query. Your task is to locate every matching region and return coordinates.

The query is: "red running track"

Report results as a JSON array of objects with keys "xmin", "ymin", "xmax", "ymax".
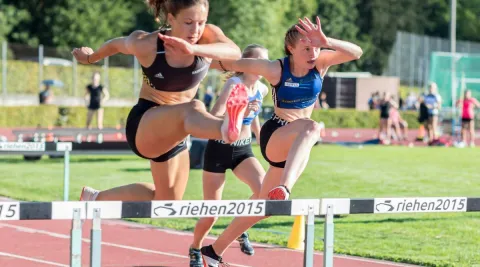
[{"xmin": 0, "ymin": 219, "xmax": 417, "ymax": 267}]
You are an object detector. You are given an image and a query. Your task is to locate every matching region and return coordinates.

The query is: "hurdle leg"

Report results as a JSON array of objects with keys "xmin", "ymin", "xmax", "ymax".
[
  {"xmin": 303, "ymin": 205, "xmax": 316, "ymax": 267},
  {"xmin": 70, "ymin": 208, "xmax": 82, "ymax": 267},
  {"xmin": 90, "ymin": 208, "xmax": 102, "ymax": 267},
  {"xmin": 63, "ymin": 149, "xmax": 70, "ymax": 201},
  {"xmin": 323, "ymin": 204, "xmax": 334, "ymax": 267}
]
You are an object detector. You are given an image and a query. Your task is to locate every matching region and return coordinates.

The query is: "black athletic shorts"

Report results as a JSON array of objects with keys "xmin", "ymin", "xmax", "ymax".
[
  {"xmin": 462, "ymin": 118, "xmax": 473, "ymax": 123},
  {"xmin": 126, "ymin": 98, "xmax": 187, "ymax": 162},
  {"xmin": 203, "ymin": 138, "xmax": 254, "ymax": 173},
  {"xmin": 259, "ymin": 114, "xmax": 289, "ymax": 168}
]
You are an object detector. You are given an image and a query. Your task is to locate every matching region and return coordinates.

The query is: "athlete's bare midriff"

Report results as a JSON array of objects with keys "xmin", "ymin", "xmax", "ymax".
[
  {"xmin": 274, "ymin": 105, "xmax": 315, "ymax": 122},
  {"xmin": 138, "ymin": 83, "xmax": 199, "ymax": 105},
  {"xmin": 238, "ymin": 124, "xmax": 254, "ymax": 140}
]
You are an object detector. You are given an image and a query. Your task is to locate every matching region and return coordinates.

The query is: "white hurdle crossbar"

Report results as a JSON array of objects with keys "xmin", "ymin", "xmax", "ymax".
[
  {"xmin": 319, "ymin": 196, "xmax": 480, "ymax": 267},
  {"xmin": 0, "ymin": 199, "xmax": 320, "ymax": 267},
  {"xmin": 0, "ymin": 142, "xmax": 72, "ymax": 201}
]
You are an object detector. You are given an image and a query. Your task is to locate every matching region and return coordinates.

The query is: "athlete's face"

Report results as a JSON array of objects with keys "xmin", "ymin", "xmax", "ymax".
[
  {"xmin": 245, "ymin": 48, "xmax": 269, "ymax": 80},
  {"xmin": 288, "ymin": 40, "xmax": 320, "ymax": 69},
  {"xmin": 168, "ymin": 4, "xmax": 208, "ymax": 44}
]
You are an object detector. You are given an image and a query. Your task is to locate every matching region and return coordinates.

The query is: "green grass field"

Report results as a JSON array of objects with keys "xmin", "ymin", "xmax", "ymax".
[{"xmin": 1, "ymin": 145, "xmax": 479, "ymax": 267}]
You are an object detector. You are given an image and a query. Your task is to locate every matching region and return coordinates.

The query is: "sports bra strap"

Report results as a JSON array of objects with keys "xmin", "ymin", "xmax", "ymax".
[{"xmin": 271, "ymin": 59, "xmax": 284, "ymax": 88}]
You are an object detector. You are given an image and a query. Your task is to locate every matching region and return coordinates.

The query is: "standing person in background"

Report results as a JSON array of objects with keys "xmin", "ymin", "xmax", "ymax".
[
  {"xmin": 315, "ymin": 91, "xmax": 329, "ymax": 109},
  {"xmin": 424, "ymin": 82, "xmax": 442, "ymax": 143},
  {"xmin": 377, "ymin": 92, "xmax": 398, "ymax": 143},
  {"xmin": 39, "ymin": 84, "xmax": 54, "ymax": 105},
  {"xmin": 85, "ymin": 71, "xmax": 110, "ymax": 130},
  {"xmin": 416, "ymin": 94, "xmax": 428, "ymax": 141},
  {"xmin": 203, "ymin": 86, "xmax": 214, "ymax": 111},
  {"xmin": 456, "ymin": 89, "xmax": 480, "ymax": 147}
]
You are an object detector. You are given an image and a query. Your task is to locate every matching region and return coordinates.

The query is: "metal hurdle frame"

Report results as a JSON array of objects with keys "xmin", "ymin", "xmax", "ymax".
[
  {"xmin": 0, "ymin": 142, "xmax": 72, "ymax": 201},
  {"xmin": 319, "ymin": 197, "xmax": 480, "ymax": 267}
]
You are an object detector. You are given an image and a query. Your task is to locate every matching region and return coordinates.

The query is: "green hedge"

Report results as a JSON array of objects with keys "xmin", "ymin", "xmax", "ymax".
[
  {"xmin": 0, "ymin": 105, "xmax": 420, "ymax": 129},
  {"xmin": 2, "ymin": 59, "xmax": 224, "ymax": 99}
]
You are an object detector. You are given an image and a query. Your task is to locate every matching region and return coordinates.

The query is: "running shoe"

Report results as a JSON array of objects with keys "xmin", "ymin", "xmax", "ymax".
[
  {"xmin": 201, "ymin": 245, "xmax": 229, "ymax": 267},
  {"xmin": 237, "ymin": 232, "xmax": 254, "ymax": 256},
  {"xmin": 268, "ymin": 185, "xmax": 290, "ymax": 200},
  {"xmin": 189, "ymin": 247, "xmax": 203, "ymax": 267}
]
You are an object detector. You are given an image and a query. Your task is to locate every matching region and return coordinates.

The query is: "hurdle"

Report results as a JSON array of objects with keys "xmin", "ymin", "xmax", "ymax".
[
  {"xmin": 1, "ymin": 197, "xmax": 479, "ymax": 267},
  {"xmin": 319, "ymin": 196, "xmax": 480, "ymax": 267},
  {"xmin": 0, "ymin": 199, "xmax": 320, "ymax": 267},
  {"xmin": 0, "ymin": 142, "xmax": 73, "ymax": 201}
]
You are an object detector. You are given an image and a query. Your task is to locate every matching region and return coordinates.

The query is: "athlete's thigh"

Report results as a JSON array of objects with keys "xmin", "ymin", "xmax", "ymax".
[
  {"xmin": 202, "ymin": 171, "xmax": 226, "ymax": 200},
  {"xmin": 265, "ymin": 119, "xmax": 316, "ymax": 163},
  {"xmin": 232, "ymin": 157, "xmax": 265, "ymax": 195},
  {"xmin": 136, "ymin": 103, "xmax": 190, "ymax": 158},
  {"xmin": 150, "ymin": 149, "xmax": 190, "ymax": 200}
]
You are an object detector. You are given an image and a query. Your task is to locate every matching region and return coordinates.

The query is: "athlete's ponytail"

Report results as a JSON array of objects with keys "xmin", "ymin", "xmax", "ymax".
[
  {"xmin": 146, "ymin": 0, "xmax": 209, "ymax": 27},
  {"xmin": 284, "ymin": 24, "xmax": 303, "ymax": 55}
]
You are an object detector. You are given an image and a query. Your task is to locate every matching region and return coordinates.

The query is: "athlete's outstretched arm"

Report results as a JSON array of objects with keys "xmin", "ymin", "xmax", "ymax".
[
  {"xmin": 158, "ymin": 24, "xmax": 241, "ymax": 61},
  {"xmin": 194, "ymin": 24, "xmax": 241, "ymax": 60},
  {"xmin": 212, "ymin": 59, "xmax": 282, "ymax": 86},
  {"xmin": 72, "ymin": 30, "xmax": 150, "ymax": 64}
]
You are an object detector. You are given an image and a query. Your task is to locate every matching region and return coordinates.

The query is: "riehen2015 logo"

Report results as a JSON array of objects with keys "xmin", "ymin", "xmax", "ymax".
[
  {"xmin": 374, "ymin": 197, "xmax": 467, "ymax": 213},
  {"xmin": 151, "ymin": 200, "xmax": 266, "ymax": 218}
]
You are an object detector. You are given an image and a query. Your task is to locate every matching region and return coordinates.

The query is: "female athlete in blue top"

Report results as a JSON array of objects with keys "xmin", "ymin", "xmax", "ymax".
[{"xmin": 200, "ymin": 16, "xmax": 363, "ymax": 266}]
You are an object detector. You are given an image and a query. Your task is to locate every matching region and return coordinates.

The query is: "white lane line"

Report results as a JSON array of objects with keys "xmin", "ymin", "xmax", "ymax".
[{"xmin": 0, "ymin": 251, "xmax": 68, "ymax": 267}]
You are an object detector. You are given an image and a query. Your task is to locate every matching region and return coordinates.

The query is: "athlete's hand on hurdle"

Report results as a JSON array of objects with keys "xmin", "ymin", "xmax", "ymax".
[
  {"xmin": 296, "ymin": 16, "xmax": 330, "ymax": 48},
  {"xmin": 71, "ymin": 47, "xmax": 95, "ymax": 64},
  {"xmin": 158, "ymin": 33, "xmax": 194, "ymax": 56}
]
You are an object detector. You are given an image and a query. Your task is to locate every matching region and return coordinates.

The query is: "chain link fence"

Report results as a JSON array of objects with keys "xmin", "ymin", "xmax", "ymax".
[
  {"xmin": 0, "ymin": 41, "xmax": 223, "ymax": 106},
  {"xmin": 384, "ymin": 31, "xmax": 480, "ymax": 90}
]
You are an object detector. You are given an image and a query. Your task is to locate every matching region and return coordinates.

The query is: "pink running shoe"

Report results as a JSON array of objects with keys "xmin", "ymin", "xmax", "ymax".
[{"xmin": 222, "ymin": 83, "xmax": 249, "ymax": 143}]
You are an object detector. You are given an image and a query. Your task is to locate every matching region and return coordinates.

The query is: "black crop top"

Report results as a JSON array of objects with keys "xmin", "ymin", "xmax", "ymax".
[{"xmin": 141, "ymin": 35, "xmax": 211, "ymax": 92}]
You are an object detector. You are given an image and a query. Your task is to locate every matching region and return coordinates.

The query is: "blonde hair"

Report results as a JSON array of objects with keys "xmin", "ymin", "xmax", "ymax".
[{"xmin": 284, "ymin": 24, "xmax": 304, "ymax": 55}]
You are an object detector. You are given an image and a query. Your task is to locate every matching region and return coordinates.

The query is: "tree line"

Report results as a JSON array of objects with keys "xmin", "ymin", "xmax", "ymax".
[{"xmin": 1, "ymin": 0, "xmax": 479, "ymax": 75}]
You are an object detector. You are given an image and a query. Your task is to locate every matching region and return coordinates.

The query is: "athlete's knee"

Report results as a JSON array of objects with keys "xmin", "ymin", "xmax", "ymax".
[
  {"xmin": 250, "ymin": 181, "xmax": 263, "ymax": 197},
  {"xmin": 303, "ymin": 120, "xmax": 322, "ymax": 140}
]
